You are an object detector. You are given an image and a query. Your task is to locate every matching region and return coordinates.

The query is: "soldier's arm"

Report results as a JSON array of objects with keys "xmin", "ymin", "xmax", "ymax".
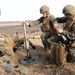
[
  {"xmin": 29, "ymin": 17, "xmax": 43, "ymax": 27},
  {"xmin": 53, "ymin": 17, "xmax": 67, "ymax": 30},
  {"xmin": 49, "ymin": 15, "xmax": 59, "ymax": 29},
  {"xmin": 53, "ymin": 16, "xmax": 67, "ymax": 23},
  {"xmin": 65, "ymin": 24, "xmax": 75, "ymax": 40}
]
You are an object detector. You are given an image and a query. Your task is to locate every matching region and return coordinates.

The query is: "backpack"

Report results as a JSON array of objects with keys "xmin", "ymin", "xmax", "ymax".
[{"xmin": 50, "ymin": 42, "xmax": 67, "ymax": 66}]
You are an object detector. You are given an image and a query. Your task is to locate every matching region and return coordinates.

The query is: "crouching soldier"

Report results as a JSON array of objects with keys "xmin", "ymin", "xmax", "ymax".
[
  {"xmin": 22, "ymin": 5, "xmax": 58, "ymax": 52},
  {"xmin": 47, "ymin": 5, "xmax": 75, "ymax": 64}
]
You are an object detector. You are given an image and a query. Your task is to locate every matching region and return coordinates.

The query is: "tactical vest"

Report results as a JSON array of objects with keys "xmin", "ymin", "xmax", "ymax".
[
  {"xmin": 41, "ymin": 16, "xmax": 54, "ymax": 32},
  {"xmin": 63, "ymin": 19, "xmax": 75, "ymax": 47},
  {"xmin": 63, "ymin": 19, "xmax": 74, "ymax": 31}
]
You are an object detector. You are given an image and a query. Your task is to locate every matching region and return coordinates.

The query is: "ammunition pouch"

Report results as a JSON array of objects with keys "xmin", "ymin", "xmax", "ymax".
[{"xmin": 50, "ymin": 42, "xmax": 67, "ymax": 66}]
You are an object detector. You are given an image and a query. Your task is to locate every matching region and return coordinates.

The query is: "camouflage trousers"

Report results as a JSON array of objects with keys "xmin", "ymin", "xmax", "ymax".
[
  {"xmin": 67, "ymin": 46, "xmax": 75, "ymax": 62},
  {"xmin": 47, "ymin": 35, "xmax": 63, "ymax": 44},
  {"xmin": 41, "ymin": 32, "xmax": 51, "ymax": 47}
]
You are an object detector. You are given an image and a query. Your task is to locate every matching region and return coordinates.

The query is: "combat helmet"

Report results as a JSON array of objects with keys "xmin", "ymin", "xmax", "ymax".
[
  {"xmin": 40, "ymin": 5, "xmax": 49, "ymax": 14},
  {"xmin": 63, "ymin": 5, "xmax": 75, "ymax": 15}
]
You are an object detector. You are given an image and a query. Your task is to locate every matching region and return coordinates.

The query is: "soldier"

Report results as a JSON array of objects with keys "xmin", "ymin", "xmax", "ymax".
[
  {"xmin": 47, "ymin": 5, "xmax": 75, "ymax": 62},
  {"xmin": 22, "ymin": 5, "xmax": 57, "ymax": 52}
]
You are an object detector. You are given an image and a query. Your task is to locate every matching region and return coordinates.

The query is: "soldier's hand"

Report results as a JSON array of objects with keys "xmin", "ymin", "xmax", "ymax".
[
  {"xmin": 56, "ymin": 28, "xmax": 63, "ymax": 34},
  {"xmin": 22, "ymin": 22, "xmax": 29, "ymax": 26},
  {"xmin": 53, "ymin": 24, "xmax": 59, "ymax": 29}
]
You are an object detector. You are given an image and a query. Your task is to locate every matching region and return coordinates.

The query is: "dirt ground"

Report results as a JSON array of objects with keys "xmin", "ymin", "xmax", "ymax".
[{"xmin": 0, "ymin": 25, "xmax": 75, "ymax": 75}]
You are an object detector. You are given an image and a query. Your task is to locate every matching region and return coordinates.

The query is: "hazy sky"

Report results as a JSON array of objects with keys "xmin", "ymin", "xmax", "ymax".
[{"xmin": 0, "ymin": 0, "xmax": 75, "ymax": 21}]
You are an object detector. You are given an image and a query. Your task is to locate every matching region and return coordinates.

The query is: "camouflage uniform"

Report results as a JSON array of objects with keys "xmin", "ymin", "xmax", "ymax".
[
  {"xmin": 47, "ymin": 5, "xmax": 75, "ymax": 62},
  {"xmin": 28, "ymin": 5, "xmax": 57, "ymax": 51}
]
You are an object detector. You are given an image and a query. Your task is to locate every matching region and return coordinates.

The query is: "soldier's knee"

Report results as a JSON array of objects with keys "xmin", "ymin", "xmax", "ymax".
[{"xmin": 47, "ymin": 38, "xmax": 51, "ymax": 44}]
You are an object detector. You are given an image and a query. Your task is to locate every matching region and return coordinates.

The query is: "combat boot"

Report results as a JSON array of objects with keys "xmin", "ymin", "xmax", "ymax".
[{"xmin": 44, "ymin": 46, "xmax": 49, "ymax": 51}]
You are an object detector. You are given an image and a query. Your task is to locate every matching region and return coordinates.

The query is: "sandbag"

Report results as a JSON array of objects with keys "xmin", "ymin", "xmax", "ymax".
[{"xmin": 0, "ymin": 36, "xmax": 15, "ymax": 56}]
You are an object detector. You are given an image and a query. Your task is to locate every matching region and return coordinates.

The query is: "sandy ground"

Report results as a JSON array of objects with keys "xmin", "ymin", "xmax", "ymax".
[{"xmin": 0, "ymin": 24, "xmax": 75, "ymax": 75}]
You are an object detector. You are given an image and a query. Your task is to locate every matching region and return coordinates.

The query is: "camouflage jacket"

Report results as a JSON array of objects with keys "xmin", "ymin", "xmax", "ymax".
[
  {"xmin": 29, "ymin": 15, "xmax": 55, "ymax": 32},
  {"xmin": 53, "ymin": 17, "xmax": 75, "ymax": 47}
]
